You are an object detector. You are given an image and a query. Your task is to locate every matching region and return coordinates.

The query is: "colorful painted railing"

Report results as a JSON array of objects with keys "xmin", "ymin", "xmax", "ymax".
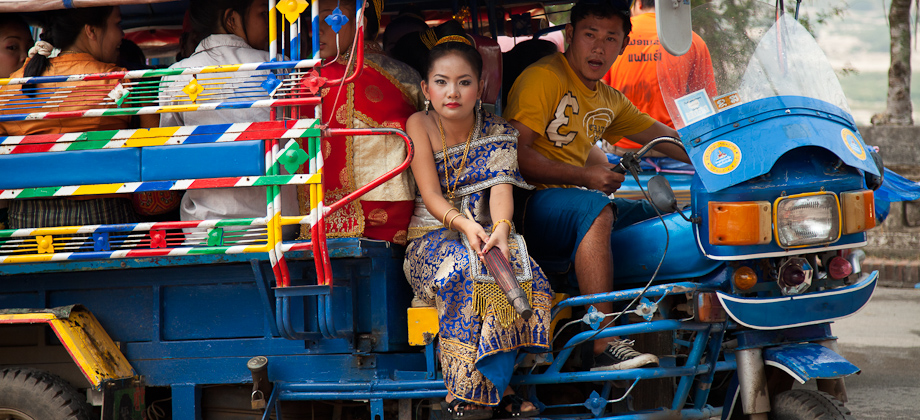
[
  {"xmin": 0, "ymin": 0, "xmax": 394, "ymax": 298},
  {"xmin": 0, "ymin": 120, "xmax": 322, "ymax": 274},
  {"xmin": 0, "ymin": 61, "xmax": 327, "ymax": 123},
  {"xmin": 0, "ymin": 122, "xmax": 414, "ymax": 286}
]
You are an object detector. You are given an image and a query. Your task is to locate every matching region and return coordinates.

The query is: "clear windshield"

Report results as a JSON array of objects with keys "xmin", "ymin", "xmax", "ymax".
[{"xmin": 659, "ymin": 2, "xmax": 851, "ymax": 129}]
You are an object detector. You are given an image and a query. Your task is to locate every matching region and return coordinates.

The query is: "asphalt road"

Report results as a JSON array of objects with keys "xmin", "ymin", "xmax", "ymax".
[{"xmin": 828, "ymin": 286, "xmax": 920, "ymax": 419}]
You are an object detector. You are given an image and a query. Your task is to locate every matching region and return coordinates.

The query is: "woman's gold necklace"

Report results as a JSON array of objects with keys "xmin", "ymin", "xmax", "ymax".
[{"xmin": 438, "ymin": 116, "xmax": 474, "ymax": 200}]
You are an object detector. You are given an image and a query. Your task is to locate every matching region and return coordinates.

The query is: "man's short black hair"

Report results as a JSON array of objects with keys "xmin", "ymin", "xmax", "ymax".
[{"xmin": 569, "ymin": 0, "xmax": 632, "ymax": 36}]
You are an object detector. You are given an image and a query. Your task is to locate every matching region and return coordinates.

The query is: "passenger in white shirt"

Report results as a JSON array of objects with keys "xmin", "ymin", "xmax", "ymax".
[{"xmin": 159, "ymin": 0, "xmax": 298, "ymax": 237}]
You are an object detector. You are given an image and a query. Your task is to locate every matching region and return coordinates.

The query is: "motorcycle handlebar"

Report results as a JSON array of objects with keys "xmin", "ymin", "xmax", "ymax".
[{"xmin": 611, "ymin": 136, "xmax": 684, "ymax": 174}]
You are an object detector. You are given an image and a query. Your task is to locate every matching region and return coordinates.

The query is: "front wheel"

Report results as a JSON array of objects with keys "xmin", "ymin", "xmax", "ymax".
[
  {"xmin": 771, "ymin": 390, "xmax": 854, "ymax": 420},
  {"xmin": 0, "ymin": 368, "xmax": 93, "ymax": 420}
]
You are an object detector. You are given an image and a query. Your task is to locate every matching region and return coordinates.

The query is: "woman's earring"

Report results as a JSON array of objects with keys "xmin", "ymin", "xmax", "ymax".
[
  {"xmin": 476, "ymin": 99, "xmax": 482, "ymax": 112},
  {"xmin": 424, "ymin": 99, "xmax": 430, "ymax": 115}
]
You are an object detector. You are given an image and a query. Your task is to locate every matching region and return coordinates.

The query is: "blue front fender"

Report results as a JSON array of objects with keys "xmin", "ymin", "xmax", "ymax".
[
  {"xmin": 764, "ymin": 343, "xmax": 860, "ymax": 383},
  {"xmin": 716, "ymin": 270, "xmax": 877, "ymax": 330}
]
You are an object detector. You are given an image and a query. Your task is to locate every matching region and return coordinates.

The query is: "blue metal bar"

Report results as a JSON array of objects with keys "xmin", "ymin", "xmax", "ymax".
[
  {"xmin": 277, "ymin": 296, "xmax": 322, "ymax": 340},
  {"xmin": 152, "ymin": 285, "xmax": 162, "ymax": 342},
  {"xmin": 251, "ymin": 260, "xmax": 280, "ymax": 337},
  {"xmin": 370, "ymin": 399, "xmax": 384, "ymax": 419},
  {"xmin": 551, "ymin": 282, "xmax": 701, "ymax": 319},
  {"xmin": 672, "ymin": 326, "xmax": 713, "ymax": 411},
  {"xmin": 511, "ymin": 360, "xmax": 735, "ymax": 387},
  {"xmin": 694, "ymin": 328, "xmax": 726, "ymax": 410},
  {"xmin": 262, "ymin": 384, "xmax": 280, "ymax": 420},
  {"xmin": 279, "ymin": 390, "xmax": 447, "ymax": 400},
  {"xmin": 314, "ymin": 294, "xmax": 331, "ymax": 338},
  {"xmin": 599, "ymin": 380, "xmax": 615, "ymax": 416},
  {"xmin": 425, "ymin": 342, "xmax": 437, "ymax": 380},
  {"xmin": 589, "ymin": 406, "xmax": 722, "ymax": 420},
  {"xmin": 514, "ymin": 365, "xmax": 704, "ymax": 386},
  {"xmin": 281, "ymin": 380, "xmax": 446, "ymax": 392},
  {"xmin": 171, "ymin": 384, "xmax": 201, "ymax": 420},
  {"xmin": 273, "ymin": 285, "xmax": 332, "ymax": 297},
  {"xmin": 547, "ymin": 320, "xmax": 716, "ymax": 373},
  {"xmin": 312, "ymin": 296, "xmax": 332, "ymax": 338},
  {"xmin": 275, "ymin": 296, "xmax": 289, "ymax": 339},
  {"xmin": 323, "ymin": 294, "xmax": 338, "ymax": 337}
]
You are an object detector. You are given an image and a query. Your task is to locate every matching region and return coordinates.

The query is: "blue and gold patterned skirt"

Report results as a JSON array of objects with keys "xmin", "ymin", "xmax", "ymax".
[{"xmin": 404, "ymin": 228, "xmax": 552, "ymax": 406}]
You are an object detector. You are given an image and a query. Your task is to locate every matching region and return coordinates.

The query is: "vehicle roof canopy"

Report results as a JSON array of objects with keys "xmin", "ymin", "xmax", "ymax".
[
  {"xmin": 0, "ymin": 0, "xmax": 174, "ymax": 13},
  {"xmin": 0, "ymin": 0, "xmax": 186, "ymax": 29}
]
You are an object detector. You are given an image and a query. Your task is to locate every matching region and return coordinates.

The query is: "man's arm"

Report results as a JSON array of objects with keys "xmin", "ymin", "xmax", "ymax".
[
  {"xmin": 624, "ymin": 121, "xmax": 690, "ymax": 163},
  {"xmin": 586, "ymin": 145, "xmax": 609, "ymax": 166},
  {"xmin": 513, "ymin": 120, "xmax": 626, "ymax": 195}
]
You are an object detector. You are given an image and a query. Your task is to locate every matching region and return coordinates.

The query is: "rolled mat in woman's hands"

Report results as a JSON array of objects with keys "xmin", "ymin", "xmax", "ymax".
[{"xmin": 482, "ymin": 247, "xmax": 533, "ymax": 320}]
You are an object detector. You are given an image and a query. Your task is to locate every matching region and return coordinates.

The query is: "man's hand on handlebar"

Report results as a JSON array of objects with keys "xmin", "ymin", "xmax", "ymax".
[{"xmin": 583, "ymin": 163, "xmax": 625, "ymax": 195}]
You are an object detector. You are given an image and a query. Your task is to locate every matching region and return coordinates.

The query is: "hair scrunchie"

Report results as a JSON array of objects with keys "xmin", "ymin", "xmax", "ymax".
[{"xmin": 28, "ymin": 41, "xmax": 54, "ymax": 58}]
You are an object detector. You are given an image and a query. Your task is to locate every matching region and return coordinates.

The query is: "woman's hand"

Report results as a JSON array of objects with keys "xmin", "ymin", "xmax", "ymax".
[
  {"xmin": 482, "ymin": 231, "xmax": 511, "ymax": 261},
  {"xmin": 458, "ymin": 220, "xmax": 491, "ymax": 260}
]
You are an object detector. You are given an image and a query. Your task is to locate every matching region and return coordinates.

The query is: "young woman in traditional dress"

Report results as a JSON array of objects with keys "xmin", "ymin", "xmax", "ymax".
[{"xmin": 403, "ymin": 36, "xmax": 552, "ymax": 419}]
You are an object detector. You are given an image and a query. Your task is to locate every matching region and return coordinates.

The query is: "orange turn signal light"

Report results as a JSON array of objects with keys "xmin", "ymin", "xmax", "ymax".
[
  {"xmin": 708, "ymin": 201, "xmax": 772, "ymax": 245},
  {"xmin": 732, "ymin": 266, "xmax": 758, "ymax": 291},
  {"xmin": 694, "ymin": 292, "xmax": 727, "ymax": 323},
  {"xmin": 840, "ymin": 190, "xmax": 875, "ymax": 235}
]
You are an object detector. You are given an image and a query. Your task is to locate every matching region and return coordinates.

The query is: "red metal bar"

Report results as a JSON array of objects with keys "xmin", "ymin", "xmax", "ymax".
[
  {"xmin": 322, "ymin": 27, "xmax": 366, "ymax": 88},
  {"xmin": 286, "ymin": 242, "xmax": 314, "ymax": 251},
  {"xmin": 324, "ymin": 127, "xmax": 415, "ymax": 215}
]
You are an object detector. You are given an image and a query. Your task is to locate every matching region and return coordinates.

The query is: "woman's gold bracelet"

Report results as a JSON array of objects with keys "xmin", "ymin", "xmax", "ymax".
[
  {"xmin": 492, "ymin": 219, "xmax": 514, "ymax": 233},
  {"xmin": 447, "ymin": 213, "xmax": 464, "ymax": 231},
  {"xmin": 441, "ymin": 207, "xmax": 459, "ymax": 226}
]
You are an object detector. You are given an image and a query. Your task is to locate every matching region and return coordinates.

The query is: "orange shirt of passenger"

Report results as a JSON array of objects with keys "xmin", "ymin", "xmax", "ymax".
[
  {"xmin": 0, "ymin": 53, "xmax": 131, "ymax": 136},
  {"xmin": 602, "ymin": 13, "xmax": 716, "ymax": 148}
]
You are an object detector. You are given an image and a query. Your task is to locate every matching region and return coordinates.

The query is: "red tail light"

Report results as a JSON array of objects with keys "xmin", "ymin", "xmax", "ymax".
[{"xmin": 827, "ymin": 256, "xmax": 853, "ymax": 280}]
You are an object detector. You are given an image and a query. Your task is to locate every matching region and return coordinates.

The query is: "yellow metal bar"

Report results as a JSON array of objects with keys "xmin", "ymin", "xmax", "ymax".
[
  {"xmin": 407, "ymin": 307, "xmax": 439, "ymax": 346},
  {"xmin": 0, "ymin": 306, "xmax": 135, "ymax": 390},
  {"xmin": 123, "ymin": 136, "xmax": 172, "ymax": 147},
  {"xmin": 200, "ymin": 64, "xmax": 244, "ymax": 74},
  {"xmin": 27, "ymin": 226, "xmax": 83, "ymax": 236},
  {"xmin": 73, "ymin": 183, "xmax": 125, "ymax": 196}
]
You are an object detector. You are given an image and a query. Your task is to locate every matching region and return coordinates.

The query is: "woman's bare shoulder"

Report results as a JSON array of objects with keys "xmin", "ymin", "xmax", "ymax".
[{"xmin": 406, "ymin": 112, "xmax": 437, "ymax": 136}]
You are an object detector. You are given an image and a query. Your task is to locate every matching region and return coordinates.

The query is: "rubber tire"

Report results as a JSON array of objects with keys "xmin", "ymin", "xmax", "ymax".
[
  {"xmin": 771, "ymin": 390, "xmax": 854, "ymax": 420},
  {"xmin": 0, "ymin": 368, "xmax": 93, "ymax": 420}
]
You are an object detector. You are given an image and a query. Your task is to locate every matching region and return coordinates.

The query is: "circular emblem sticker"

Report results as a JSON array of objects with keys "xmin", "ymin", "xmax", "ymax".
[
  {"xmin": 702, "ymin": 140, "xmax": 742, "ymax": 175},
  {"xmin": 840, "ymin": 129, "xmax": 866, "ymax": 160}
]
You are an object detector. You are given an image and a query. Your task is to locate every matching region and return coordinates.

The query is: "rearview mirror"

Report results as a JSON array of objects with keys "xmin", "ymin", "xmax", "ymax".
[
  {"xmin": 866, "ymin": 150, "xmax": 884, "ymax": 191},
  {"xmin": 656, "ymin": 0, "xmax": 692, "ymax": 56},
  {"xmin": 648, "ymin": 175, "xmax": 679, "ymax": 213}
]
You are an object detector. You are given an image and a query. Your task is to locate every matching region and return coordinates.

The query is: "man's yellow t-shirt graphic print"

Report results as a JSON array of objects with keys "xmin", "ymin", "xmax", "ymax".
[
  {"xmin": 584, "ymin": 108, "xmax": 615, "ymax": 142},
  {"xmin": 546, "ymin": 92, "xmax": 616, "ymax": 147},
  {"xmin": 547, "ymin": 91, "xmax": 579, "ymax": 147}
]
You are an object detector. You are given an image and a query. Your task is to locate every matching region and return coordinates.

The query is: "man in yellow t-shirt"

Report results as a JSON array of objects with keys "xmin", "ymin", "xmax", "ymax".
[{"xmin": 504, "ymin": 0, "xmax": 688, "ymax": 371}]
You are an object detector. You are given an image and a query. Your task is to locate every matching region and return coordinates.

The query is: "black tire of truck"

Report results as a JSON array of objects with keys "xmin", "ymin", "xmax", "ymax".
[
  {"xmin": 771, "ymin": 390, "xmax": 855, "ymax": 420},
  {"xmin": 0, "ymin": 367, "xmax": 93, "ymax": 420}
]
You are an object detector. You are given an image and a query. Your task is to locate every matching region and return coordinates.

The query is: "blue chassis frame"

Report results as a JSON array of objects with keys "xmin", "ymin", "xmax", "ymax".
[{"xmin": 0, "ymin": 237, "xmax": 875, "ymax": 420}]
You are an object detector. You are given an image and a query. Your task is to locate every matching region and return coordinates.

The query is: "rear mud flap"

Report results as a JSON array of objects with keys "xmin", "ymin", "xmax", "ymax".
[{"xmin": 764, "ymin": 343, "xmax": 859, "ymax": 383}]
